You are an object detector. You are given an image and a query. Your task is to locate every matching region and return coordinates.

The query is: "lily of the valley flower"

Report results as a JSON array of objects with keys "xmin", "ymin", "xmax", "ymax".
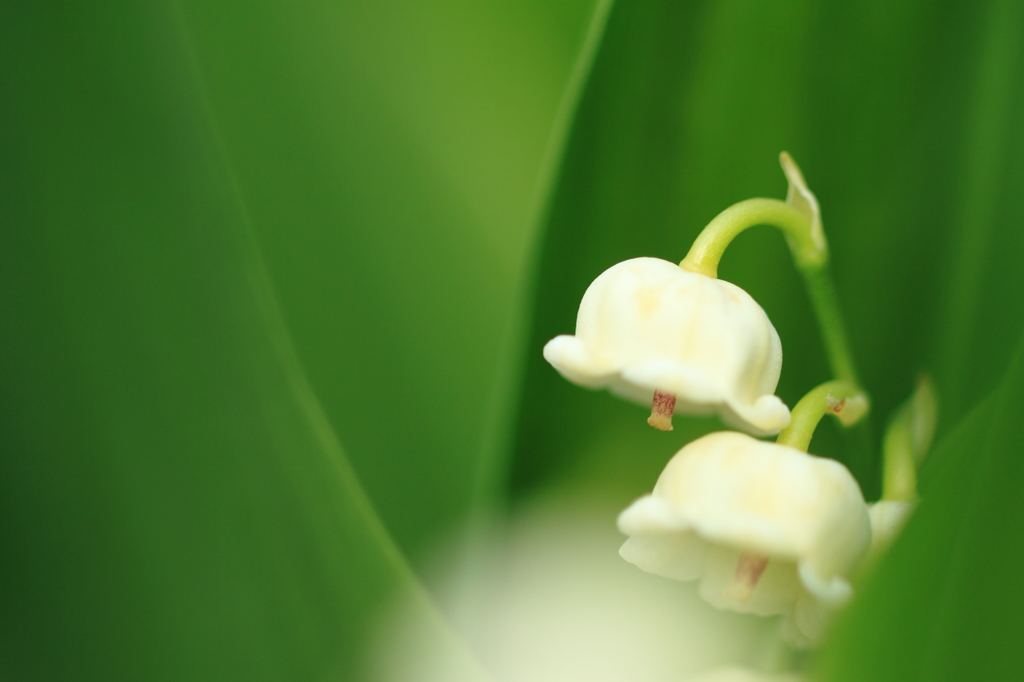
[
  {"xmin": 617, "ymin": 431, "xmax": 870, "ymax": 644},
  {"xmin": 543, "ymin": 257, "xmax": 790, "ymax": 435}
]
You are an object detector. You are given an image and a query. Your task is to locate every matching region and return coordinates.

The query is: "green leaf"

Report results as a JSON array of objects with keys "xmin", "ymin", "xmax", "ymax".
[
  {"xmin": 816, "ymin": 332, "xmax": 1024, "ymax": 681},
  {"xmin": 0, "ymin": 4, "xmax": 486, "ymax": 679},
  {"xmin": 171, "ymin": 0, "xmax": 600, "ymax": 564},
  {"xmin": 933, "ymin": 0, "xmax": 1024, "ymax": 423}
]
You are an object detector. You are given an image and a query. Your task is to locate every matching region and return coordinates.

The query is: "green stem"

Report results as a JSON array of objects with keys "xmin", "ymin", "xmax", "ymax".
[
  {"xmin": 680, "ymin": 198, "xmax": 826, "ymax": 279},
  {"xmin": 679, "ymin": 153, "xmax": 863, "ymax": 392},
  {"xmin": 776, "ymin": 380, "xmax": 867, "ymax": 452},
  {"xmin": 800, "ymin": 266, "xmax": 860, "ymax": 385}
]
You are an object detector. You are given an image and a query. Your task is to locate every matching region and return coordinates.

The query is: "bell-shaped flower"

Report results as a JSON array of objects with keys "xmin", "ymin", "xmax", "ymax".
[
  {"xmin": 543, "ymin": 257, "xmax": 790, "ymax": 435},
  {"xmin": 617, "ymin": 431, "xmax": 870, "ymax": 644}
]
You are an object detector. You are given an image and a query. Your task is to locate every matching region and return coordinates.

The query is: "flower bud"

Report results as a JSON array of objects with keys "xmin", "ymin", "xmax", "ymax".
[
  {"xmin": 543, "ymin": 257, "xmax": 790, "ymax": 435},
  {"xmin": 857, "ymin": 499, "xmax": 916, "ymax": 578}
]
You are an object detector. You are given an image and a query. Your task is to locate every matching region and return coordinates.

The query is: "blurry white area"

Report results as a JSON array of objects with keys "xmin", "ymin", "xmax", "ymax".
[
  {"xmin": 685, "ymin": 666, "xmax": 805, "ymax": 682},
  {"xmin": 369, "ymin": 491, "xmax": 779, "ymax": 682}
]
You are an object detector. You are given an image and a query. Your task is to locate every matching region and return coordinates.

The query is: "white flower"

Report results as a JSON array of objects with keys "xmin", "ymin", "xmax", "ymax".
[
  {"xmin": 617, "ymin": 431, "xmax": 870, "ymax": 644},
  {"xmin": 543, "ymin": 257, "xmax": 790, "ymax": 435}
]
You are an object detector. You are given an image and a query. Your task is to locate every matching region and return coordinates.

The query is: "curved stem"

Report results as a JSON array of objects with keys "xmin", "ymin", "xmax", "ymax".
[
  {"xmin": 680, "ymin": 153, "xmax": 863, "ymax": 391},
  {"xmin": 776, "ymin": 380, "xmax": 867, "ymax": 452},
  {"xmin": 680, "ymin": 198, "xmax": 826, "ymax": 279}
]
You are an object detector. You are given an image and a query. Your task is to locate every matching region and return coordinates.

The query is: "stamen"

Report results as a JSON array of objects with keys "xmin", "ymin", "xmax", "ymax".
[
  {"xmin": 647, "ymin": 390, "xmax": 676, "ymax": 431},
  {"xmin": 723, "ymin": 551, "xmax": 769, "ymax": 603}
]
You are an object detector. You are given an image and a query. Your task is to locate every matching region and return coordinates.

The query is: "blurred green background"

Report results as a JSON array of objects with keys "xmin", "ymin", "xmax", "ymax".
[{"xmin": 3, "ymin": 1, "xmax": 1024, "ymax": 680}]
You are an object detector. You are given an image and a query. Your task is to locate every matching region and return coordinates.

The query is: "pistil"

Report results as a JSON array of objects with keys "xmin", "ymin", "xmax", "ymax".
[
  {"xmin": 647, "ymin": 390, "xmax": 676, "ymax": 431},
  {"xmin": 724, "ymin": 551, "xmax": 769, "ymax": 603}
]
